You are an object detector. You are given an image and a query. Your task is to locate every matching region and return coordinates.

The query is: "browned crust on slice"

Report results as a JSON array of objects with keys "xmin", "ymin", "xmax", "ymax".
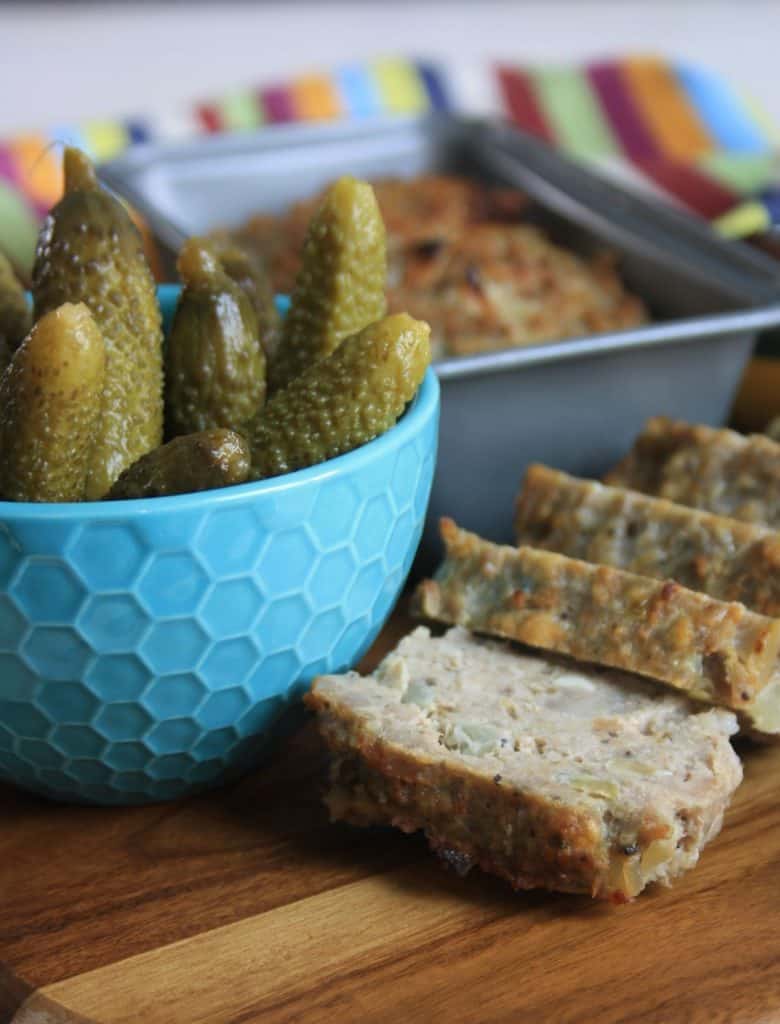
[
  {"xmin": 305, "ymin": 628, "xmax": 742, "ymax": 902},
  {"xmin": 306, "ymin": 685, "xmax": 616, "ymax": 900},
  {"xmin": 605, "ymin": 416, "xmax": 699, "ymax": 494},
  {"xmin": 412, "ymin": 519, "xmax": 780, "ymax": 732},
  {"xmin": 515, "ymin": 464, "xmax": 780, "ymax": 616},
  {"xmin": 606, "ymin": 417, "xmax": 780, "ymax": 528}
]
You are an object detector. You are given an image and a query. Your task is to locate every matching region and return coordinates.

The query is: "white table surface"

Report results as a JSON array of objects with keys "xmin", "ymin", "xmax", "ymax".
[{"xmin": 2, "ymin": 1, "xmax": 779, "ymax": 135}]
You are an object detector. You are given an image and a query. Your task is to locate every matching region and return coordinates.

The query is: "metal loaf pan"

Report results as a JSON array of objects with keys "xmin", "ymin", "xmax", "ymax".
[{"xmin": 101, "ymin": 116, "xmax": 780, "ymax": 569}]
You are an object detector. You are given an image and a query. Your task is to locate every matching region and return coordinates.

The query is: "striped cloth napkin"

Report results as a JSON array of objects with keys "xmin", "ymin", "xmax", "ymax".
[
  {"xmin": 497, "ymin": 57, "xmax": 779, "ymax": 236},
  {"xmin": 0, "ymin": 58, "xmax": 451, "ymax": 274},
  {"xmin": 1, "ymin": 54, "xmax": 778, "ymax": 276}
]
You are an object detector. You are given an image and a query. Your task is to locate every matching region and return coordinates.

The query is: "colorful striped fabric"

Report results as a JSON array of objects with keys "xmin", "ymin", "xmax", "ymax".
[
  {"xmin": 496, "ymin": 57, "xmax": 778, "ymax": 235},
  {"xmin": 0, "ymin": 58, "xmax": 452, "ymax": 271},
  {"xmin": 1, "ymin": 54, "xmax": 778, "ymax": 276}
]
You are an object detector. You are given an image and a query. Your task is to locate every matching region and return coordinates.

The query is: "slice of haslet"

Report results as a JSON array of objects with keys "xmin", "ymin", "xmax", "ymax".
[
  {"xmin": 515, "ymin": 464, "xmax": 780, "ymax": 616},
  {"xmin": 413, "ymin": 519, "xmax": 780, "ymax": 737},
  {"xmin": 307, "ymin": 626, "xmax": 742, "ymax": 902},
  {"xmin": 606, "ymin": 416, "xmax": 780, "ymax": 528}
]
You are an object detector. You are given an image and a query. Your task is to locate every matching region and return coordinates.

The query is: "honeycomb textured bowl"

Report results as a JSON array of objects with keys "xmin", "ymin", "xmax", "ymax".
[{"xmin": 0, "ymin": 286, "xmax": 439, "ymax": 804}]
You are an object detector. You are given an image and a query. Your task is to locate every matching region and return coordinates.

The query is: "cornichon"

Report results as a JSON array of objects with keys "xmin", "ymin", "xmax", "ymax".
[
  {"xmin": 0, "ymin": 303, "xmax": 105, "ymax": 502},
  {"xmin": 268, "ymin": 176, "xmax": 387, "ymax": 393},
  {"xmin": 209, "ymin": 233, "xmax": 280, "ymax": 357},
  {"xmin": 248, "ymin": 312, "xmax": 430, "ymax": 480},
  {"xmin": 108, "ymin": 429, "xmax": 251, "ymax": 499},
  {"xmin": 32, "ymin": 146, "xmax": 163, "ymax": 499},
  {"xmin": 0, "ymin": 249, "xmax": 31, "ymax": 373},
  {"xmin": 165, "ymin": 238, "xmax": 266, "ymax": 437}
]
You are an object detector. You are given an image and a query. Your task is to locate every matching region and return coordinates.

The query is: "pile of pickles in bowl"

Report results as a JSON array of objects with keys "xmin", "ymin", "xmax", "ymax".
[{"xmin": 0, "ymin": 149, "xmax": 438, "ymax": 805}]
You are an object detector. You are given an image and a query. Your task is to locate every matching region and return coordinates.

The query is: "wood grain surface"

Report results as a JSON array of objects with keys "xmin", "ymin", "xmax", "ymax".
[{"xmin": 2, "ymin": 605, "xmax": 780, "ymax": 1024}]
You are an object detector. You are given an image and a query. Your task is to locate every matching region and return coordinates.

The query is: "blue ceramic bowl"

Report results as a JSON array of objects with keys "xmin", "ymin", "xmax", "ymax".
[{"xmin": 0, "ymin": 287, "xmax": 439, "ymax": 804}]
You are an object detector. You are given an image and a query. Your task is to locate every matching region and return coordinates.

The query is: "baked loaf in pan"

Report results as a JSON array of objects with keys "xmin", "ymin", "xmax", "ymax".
[
  {"xmin": 515, "ymin": 464, "xmax": 780, "ymax": 616},
  {"xmin": 227, "ymin": 175, "xmax": 646, "ymax": 360},
  {"xmin": 606, "ymin": 417, "xmax": 780, "ymax": 529},
  {"xmin": 413, "ymin": 519, "xmax": 780, "ymax": 737},
  {"xmin": 306, "ymin": 626, "xmax": 742, "ymax": 902},
  {"xmin": 387, "ymin": 223, "xmax": 645, "ymax": 359}
]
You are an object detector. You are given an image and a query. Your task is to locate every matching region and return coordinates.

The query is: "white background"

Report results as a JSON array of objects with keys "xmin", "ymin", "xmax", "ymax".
[{"xmin": 1, "ymin": 1, "xmax": 780, "ymax": 134}]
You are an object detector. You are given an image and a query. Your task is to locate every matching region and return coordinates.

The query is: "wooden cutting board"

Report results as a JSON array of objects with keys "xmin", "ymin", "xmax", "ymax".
[{"xmin": 2, "ymin": 603, "xmax": 780, "ymax": 1024}]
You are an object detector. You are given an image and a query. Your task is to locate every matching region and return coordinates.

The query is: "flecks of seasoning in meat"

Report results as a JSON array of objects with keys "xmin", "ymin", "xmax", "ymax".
[
  {"xmin": 439, "ymin": 846, "xmax": 474, "ymax": 877},
  {"xmin": 660, "ymin": 580, "xmax": 679, "ymax": 601},
  {"xmin": 482, "ymin": 187, "xmax": 529, "ymax": 222},
  {"xmin": 669, "ymin": 615, "xmax": 694, "ymax": 650},
  {"xmin": 503, "ymin": 701, "xmax": 519, "ymax": 720},
  {"xmin": 644, "ymin": 580, "xmax": 680, "ymax": 628},
  {"xmin": 622, "ymin": 843, "xmax": 639, "ymax": 857},
  {"xmin": 493, "ymin": 773, "xmax": 503, "ymax": 784},
  {"xmin": 691, "ymin": 553, "xmax": 709, "ymax": 581},
  {"xmin": 702, "ymin": 651, "xmax": 730, "ymax": 697},
  {"xmin": 481, "ymin": 557, "xmax": 499, "ymax": 579},
  {"xmin": 465, "ymin": 263, "xmax": 482, "ymax": 293},
  {"xmin": 413, "ymin": 239, "xmax": 445, "ymax": 260}
]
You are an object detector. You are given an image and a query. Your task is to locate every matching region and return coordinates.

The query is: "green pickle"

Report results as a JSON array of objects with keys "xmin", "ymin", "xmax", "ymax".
[
  {"xmin": 32, "ymin": 147, "xmax": 163, "ymax": 499},
  {"xmin": 268, "ymin": 176, "xmax": 387, "ymax": 393},
  {"xmin": 0, "ymin": 249, "xmax": 31, "ymax": 372},
  {"xmin": 108, "ymin": 429, "xmax": 251, "ymax": 499},
  {"xmin": 209, "ymin": 234, "xmax": 280, "ymax": 356},
  {"xmin": 0, "ymin": 303, "xmax": 105, "ymax": 502},
  {"xmin": 249, "ymin": 313, "xmax": 430, "ymax": 480},
  {"xmin": 166, "ymin": 238, "xmax": 266, "ymax": 437}
]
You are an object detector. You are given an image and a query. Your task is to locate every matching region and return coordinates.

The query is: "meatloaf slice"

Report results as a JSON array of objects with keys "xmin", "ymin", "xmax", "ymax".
[
  {"xmin": 514, "ymin": 464, "xmax": 780, "ymax": 616},
  {"xmin": 413, "ymin": 519, "xmax": 780, "ymax": 737},
  {"xmin": 606, "ymin": 417, "xmax": 780, "ymax": 528},
  {"xmin": 306, "ymin": 626, "xmax": 742, "ymax": 902}
]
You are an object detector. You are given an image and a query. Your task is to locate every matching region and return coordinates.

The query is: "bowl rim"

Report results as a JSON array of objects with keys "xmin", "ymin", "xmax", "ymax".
[{"xmin": 0, "ymin": 367, "xmax": 439, "ymax": 520}]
